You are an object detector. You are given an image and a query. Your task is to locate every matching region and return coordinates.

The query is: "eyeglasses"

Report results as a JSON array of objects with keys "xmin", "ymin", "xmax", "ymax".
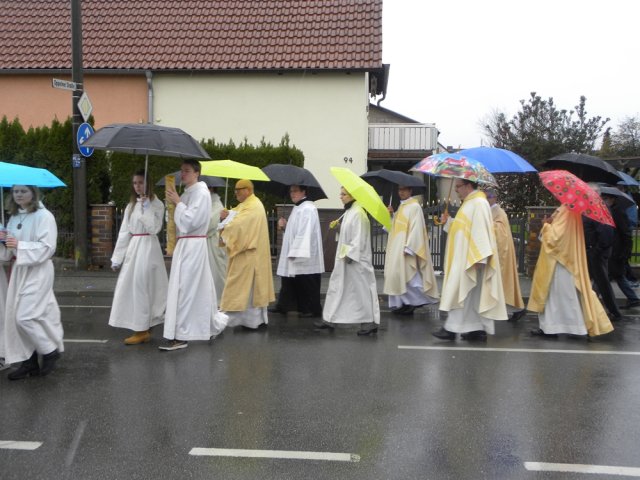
[{"xmin": 234, "ymin": 188, "xmax": 248, "ymax": 192}]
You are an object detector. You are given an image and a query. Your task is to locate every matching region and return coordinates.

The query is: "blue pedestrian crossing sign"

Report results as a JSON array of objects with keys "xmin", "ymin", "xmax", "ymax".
[{"xmin": 77, "ymin": 122, "xmax": 94, "ymax": 157}]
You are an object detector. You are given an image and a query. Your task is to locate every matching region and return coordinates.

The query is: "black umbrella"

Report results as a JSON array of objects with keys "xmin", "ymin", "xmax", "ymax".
[
  {"xmin": 599, "ymin": 186, "xmax": 636, "ymax": 209},
  {"xmin": 361, "ymin": 169, "xmax": 426, "ymax": 205},
  {"xmin": 156, "ymin": 171, "xmax": 226, "ymax": 188},
  {"xmin": 258, "ymin": 164, "xmax": 327, "ymax": 201},
  {"xmin": 83, "ymin": 123, "xmax": 211, "ymax": 190},
  {"xmin": 543, "ymin": 152, "xmax": 623, "ymax": 185}
]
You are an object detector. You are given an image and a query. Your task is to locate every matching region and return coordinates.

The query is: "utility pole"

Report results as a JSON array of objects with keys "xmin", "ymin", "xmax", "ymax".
[{"xmin": 71, "ymin": 0, "xmax": 87, "ymax": 268}]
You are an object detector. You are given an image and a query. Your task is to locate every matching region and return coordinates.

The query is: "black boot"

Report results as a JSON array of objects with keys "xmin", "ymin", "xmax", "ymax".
[
  {"xmin": 357, "ymin": 324, "xmax": 378, "ymax": 336},
  {"xmin": 8, "ymin": 352, "xmax": 40, "ymax": 380},
  {"xmin": 40, "ymin": 350, "xmax": 60, "ymax": 376},
  {"xmin": 431, "ymin": 327, "xmax": 455, "ymax": 340}
]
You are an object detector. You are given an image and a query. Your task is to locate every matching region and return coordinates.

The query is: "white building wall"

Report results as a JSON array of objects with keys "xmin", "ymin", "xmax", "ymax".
[{"xmin": 153, "ymin": 72, "xmax": 370, "ymax": 209}]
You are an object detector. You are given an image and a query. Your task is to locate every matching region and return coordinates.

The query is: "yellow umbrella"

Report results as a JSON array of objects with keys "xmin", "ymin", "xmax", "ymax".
[
  {"xmin": 201, "ymin": 159, "xmax": 270, "ymax": 181},
  {"xmin": 200, "ymin": 159, "xmax": 270, "ymax": 205},
  {"xmin": 330, "ymin": 167, "xmax": 391, "ymax": 230}
]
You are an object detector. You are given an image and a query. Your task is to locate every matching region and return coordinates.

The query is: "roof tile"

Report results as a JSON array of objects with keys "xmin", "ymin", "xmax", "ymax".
[{"xmin": 0, "ymin": 0, "xmax": 382, "ymax": 71}]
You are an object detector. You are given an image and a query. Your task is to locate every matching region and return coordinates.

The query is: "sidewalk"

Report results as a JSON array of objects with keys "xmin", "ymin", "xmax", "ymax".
[{"xmin": 52, "ymin": 257, "xmax": 541, "ymax": 299}]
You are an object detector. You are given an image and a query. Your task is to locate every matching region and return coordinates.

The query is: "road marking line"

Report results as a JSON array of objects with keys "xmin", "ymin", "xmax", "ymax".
[
  {"xmin": 59, "ymin": 305, "xmax": 111, "ymax": 309},
  {"xmin": 64, "ymin": 339, "xmax": 109, "ymax": 344},
  {"xmin": 398, "ymin": 345, "xmax": 640, "ymax": 356},
  {"xmin": 65, "ymin": 420, "xmax": 87, "ymax": 466},
  {"xmin": 0, "ymin": 441, "xmax": 42, "ymax": 450},
  {"xmin": 189, "ymin": 448, "xmax": 360, "ymax": 462},
  {"xmin": 525, "ymin": 462, "xmax": 640, "ymax": 476}
]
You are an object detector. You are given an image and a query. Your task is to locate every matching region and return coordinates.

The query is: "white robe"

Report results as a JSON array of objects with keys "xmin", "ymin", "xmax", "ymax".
[
  {"xmin": 109, "ymin": 197, "xmax": 168, "ymax": 331},
  {"xmin": 323, "ymin": 203, "xmax": 380, "ymax": 325},
  {"xmin": 206, "ymin": 192, "xmax": 227, "ymax": 300},
  {"xmin": 539, "ymin": 263, "xmax": 588, "ymax": 335},
  {"xmin": 276, "ymin": 199, "xmax": 324, "ymax": 277},
  {"xmin": 163, "ymin": 182, "xmax": 227, "ymax": 341},
  {"xmin": 0, "ymin": 206, "xmax": 63, "ymax": 364},
  {"xmin": 0, "ymin": 264, "xmax": 7, "ymax": 362}
]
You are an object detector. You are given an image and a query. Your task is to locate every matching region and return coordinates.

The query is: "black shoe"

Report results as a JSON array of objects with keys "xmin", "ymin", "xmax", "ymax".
[
  {"xmin": 8, "ymin": 352, "xmax": 40, "ymax": 380},
  {"xmin": 391, "ymin": 304, "xmax": 410, "ymax": 315},
  {"xmin": 431, "ymin": 327, "xmax": 455, "ymax": 340},
  {"xmin": 566, "ymin": 333, "xmax": 588, "ymax": 340},
  {"xmin": 509, "ymin": 309, "xmax": 527, "ymax": 322},
  {"xmin": 399, "ymin": 306, "xmax": 416, "ymax": 316},
  {"xmin": 313, "ymin": 321, "xmax": 334, "ymax": 331},
  {"xmin": 299, "ymin": 312, "xmax": 319, "ymax": 318},
  {"xmin": 620, "ymin": 300, "xmax": 640, "ymax": 310},
  {"xmin": 268, "ymin": 306, "xmax": 286, "ymax": 314},
  {"xmin": 461, "ymin": 330, "xmax": 487, "ymax": 341},
  {"xmin": 357, "ymin": 326, "xmax": 378, "ymax": 336},
  {"xmin": 241, "ymin": 323, "xmax": 268, "ymax": 331},
  {"xmin": 529, "ymin": 328, "xmax": 558, "ymax": 338},
  {"xmin": 40, "ymin": 350, "xmax": 60, "ymax": 376}
]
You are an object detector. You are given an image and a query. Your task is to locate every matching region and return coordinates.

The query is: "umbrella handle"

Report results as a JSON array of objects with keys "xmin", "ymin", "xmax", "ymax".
[{"xmin": 433, "ymin": 178, "xmax": 454, "ymax": 225}]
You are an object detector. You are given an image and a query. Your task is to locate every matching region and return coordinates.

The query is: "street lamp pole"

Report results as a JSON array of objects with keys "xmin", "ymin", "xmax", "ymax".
[{"xmin": 71, "ymin": 0, "xmax": 87, "ymax": 268}]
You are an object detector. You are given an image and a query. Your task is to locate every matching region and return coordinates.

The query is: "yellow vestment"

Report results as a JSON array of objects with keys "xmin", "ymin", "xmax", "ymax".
[
  {"xmin": 220, "ymin": 194, "xmax": 275, "ymax": 311},
  {"xmin": 439, "ymin": 190, "xmax": 507, "ymax": 320},
  {"xmin": 491, "ymin": 204, "xmax": 524, "ymax": 309},
  {"xmin": 527, "ymin": 205, "xmax": 613, "ymax": 337},
  {"xmin": 383, "ymin": 198, "xmax": 438, "ymax": 298}
]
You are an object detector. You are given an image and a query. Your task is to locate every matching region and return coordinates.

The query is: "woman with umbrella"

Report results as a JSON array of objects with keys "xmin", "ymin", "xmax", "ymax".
[
  {"xmin": 320, "ymin": 169, "xmax": 382, "ymax": 335},
  {"xmin": 109, "ymin": 170, "xmax": 168, "ymax": 344},
  {"xmin": 528, "ymin": 171, "xmax": 613, "ymax": 338},
  {"xmin": 0, "ymin": 185, "xmax": 63, "ymax": 379}
]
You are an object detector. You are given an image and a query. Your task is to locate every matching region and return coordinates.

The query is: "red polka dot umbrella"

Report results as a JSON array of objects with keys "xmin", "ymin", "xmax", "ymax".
[{"xmin": 539, "ymin": 170, "xmax": 615, "ymax": 227}]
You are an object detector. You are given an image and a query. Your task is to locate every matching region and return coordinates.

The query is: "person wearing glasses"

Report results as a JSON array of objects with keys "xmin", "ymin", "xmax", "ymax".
[
  {"xmin": 219, "ymin": 179, "xmax": 275, "ymax": 330},
  {"xmin": 432, "ymin": 179, "xmax": 507, "ymax": 342},
  {"xmin": 0, "ymin": 185, "xmax": 63, "ymax": 379}
]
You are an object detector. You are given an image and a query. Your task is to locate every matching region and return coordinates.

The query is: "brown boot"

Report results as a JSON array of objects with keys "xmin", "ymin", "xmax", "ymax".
[{"xmin": 124, "ymin": 330, "xmax": 151, "ymax": 345}]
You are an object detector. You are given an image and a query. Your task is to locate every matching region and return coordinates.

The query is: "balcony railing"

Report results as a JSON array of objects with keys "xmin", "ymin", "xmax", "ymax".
[{"xmin": 368, "ymin": 123, "xmax": 438, "ymax": 151}]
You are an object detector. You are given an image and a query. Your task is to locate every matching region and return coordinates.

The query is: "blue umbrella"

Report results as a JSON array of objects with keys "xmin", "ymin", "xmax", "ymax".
[
  {"xmin": 0, "ymin": 162, "xmax": 66, "ymax": 188},
  {"xmin": 0, "ymin": 162, "xmax": 66, "ymax": 225},
  {"xmin": 458, "ymin": 147, "xmax": 537, "ymax": 174},
  {"xmin": 617, "ymin": 170, "xmax": 640, "ymax": 187}
]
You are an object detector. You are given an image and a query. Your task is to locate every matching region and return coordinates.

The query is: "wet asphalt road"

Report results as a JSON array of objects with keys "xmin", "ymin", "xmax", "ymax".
[{"xmin": 2, "ymin": 296, "xmax": 640, "ymax": 480}]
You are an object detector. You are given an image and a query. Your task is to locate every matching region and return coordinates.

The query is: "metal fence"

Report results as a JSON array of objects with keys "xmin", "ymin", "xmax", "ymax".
[{"xmin": 371, "ymin": 206, "xmax": 527, "ymax": 272}]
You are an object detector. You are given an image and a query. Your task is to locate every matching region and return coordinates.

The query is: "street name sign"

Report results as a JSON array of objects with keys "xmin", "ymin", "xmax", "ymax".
[{"xmin": 52, "ymin": 78, "xmax": 79, "ymax": 91}]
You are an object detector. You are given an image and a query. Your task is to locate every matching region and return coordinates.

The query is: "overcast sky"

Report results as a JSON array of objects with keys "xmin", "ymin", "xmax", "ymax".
[{"xmin": 381, "ymin": 0, "xmax": 639, "ymax": 149}]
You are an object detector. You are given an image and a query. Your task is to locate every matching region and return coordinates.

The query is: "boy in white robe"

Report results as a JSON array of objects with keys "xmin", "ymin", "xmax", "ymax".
[{"xmin": 161, "ymin": 160, "xmax": 227, "ymax": 351}]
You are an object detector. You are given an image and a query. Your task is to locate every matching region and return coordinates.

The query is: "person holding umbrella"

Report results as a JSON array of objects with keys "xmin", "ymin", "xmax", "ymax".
[
  {"xmin": 432, "ymin": 179, "xmax": 508, "ymax": 341},
  {"xmin": 0, "ymin": 185, "xmax": 63, "ymax": 379},
  {"xmin": 320, "ymin": 171, "xmax": 382, "ymax": 336},
  {"xmin": 219, "ymin": 179, "xmax": 275, "ymax": 329},
  {"xmin": 383, "ymin": 184, "xmax": 439, "ymax": 315},
  {"xmin": 270, "ymin": 184, "xmax": 325, "ymax": 318},
  {"xmin": 160, "ymin": 159, "xmax": 228, "ymax": 351},
  {"xmin": 109, "ymin": 170, "xmax": 168, "ymax": 344},
  {"xmin": 528, "ymin": 171, "xmax": 613, "ymax": 338}
]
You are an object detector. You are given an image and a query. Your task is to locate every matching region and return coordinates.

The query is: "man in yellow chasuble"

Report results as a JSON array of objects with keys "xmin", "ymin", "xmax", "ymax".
[
  {"xmin": 432, "ymin": 179, "xmax": 507, "ymax": 341},
  {"xmin": 219, "ymin": 179, "xmax": 275, "ymax": 329},
  {"xmin": 485, "ymin": 189, "xmax": 526, "ymax": 322},
  {"xmin": 383, "ymin": 185, "xmax": 439, "ymax": 315}
]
